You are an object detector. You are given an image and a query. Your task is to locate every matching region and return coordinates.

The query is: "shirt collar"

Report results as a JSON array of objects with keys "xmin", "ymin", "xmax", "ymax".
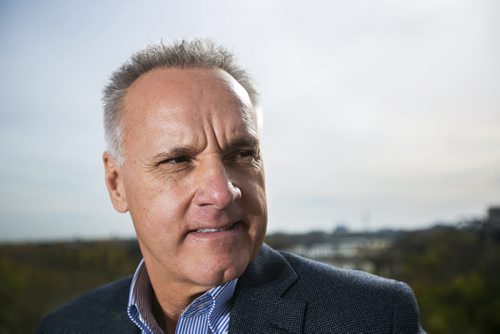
[
  {"xmin": 127, "ymin": 259, "xmax": 161, "ymax": 333},
  {"xmin": 127, "ymin": 259, "xmax": 237, "ymax": 333},
  {"xmin": 181, "ymin": 276, "xmax": 237, "ymax": 333}
]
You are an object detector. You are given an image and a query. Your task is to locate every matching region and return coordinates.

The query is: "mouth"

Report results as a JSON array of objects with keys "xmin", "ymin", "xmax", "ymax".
[{"xmin": 195, "ymin": 222, "xmax": 237, "ymax": 233}]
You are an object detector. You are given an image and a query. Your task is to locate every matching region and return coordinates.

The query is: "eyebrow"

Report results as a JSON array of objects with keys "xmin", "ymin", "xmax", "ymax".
[
  {"xmin": 149, "ymin": 146, "xmax": 197, "ymax": 166},
  {"xmin": 148, "ymin": 136, "xmax": 260, "ymax": 165},
  {"xmin": 225, "ymin": 136, "xmax": 260, "ymax": 151}
]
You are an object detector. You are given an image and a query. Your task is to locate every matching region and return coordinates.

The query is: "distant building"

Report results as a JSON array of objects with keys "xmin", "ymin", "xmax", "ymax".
[
  {"xmin": 333, "ymin": 224, "xmax": 349, "ymax": 234},
  {"xmin": 288, "ymin": 232, "xmax": 397, "ymax": 273}
]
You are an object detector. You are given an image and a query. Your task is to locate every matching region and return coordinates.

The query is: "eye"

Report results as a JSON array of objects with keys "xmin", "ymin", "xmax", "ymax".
[
  {"xmin": 161, "ymin": 156, "xmax": 192, "ymax": 165},
  {"xmin": 236, "ymin": 150, "xmax": 255, "ymax": 159},
  {"xmin": 230, "ymin": 149, "xmax": 259, "ymax": 165}
]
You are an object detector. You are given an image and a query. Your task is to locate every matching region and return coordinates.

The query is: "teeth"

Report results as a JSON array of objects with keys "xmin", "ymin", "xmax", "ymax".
[
  {"xmin": 197, "ymin": 228, "xmax": 223, "ymax": 233},
  {"xmin": 196, "ymin": 224, "xmax": 234, "ymax": 233}
]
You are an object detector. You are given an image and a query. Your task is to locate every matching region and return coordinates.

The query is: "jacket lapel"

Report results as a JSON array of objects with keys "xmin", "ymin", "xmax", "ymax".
[{"xmin": 229, "ymin": 245, "xmax": 307, "ymax": 333}]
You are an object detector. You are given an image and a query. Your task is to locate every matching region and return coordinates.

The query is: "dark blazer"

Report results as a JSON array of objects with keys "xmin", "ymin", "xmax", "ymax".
[{"xmin": 37, "ymin": 245, "xmax": 425, "ymax": 333}]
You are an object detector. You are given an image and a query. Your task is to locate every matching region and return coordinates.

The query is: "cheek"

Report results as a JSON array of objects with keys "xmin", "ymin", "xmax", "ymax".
[
  {"xmin": 239, "ymin": 172, "xmax": 268, "ymax": 248},
  {"xmin": 240, "ymin": 171, "xmax": 267, "ymax": 215},
  {"xmin": 124, "ymin": 175, "xmax": 192, "ymax": 238}
]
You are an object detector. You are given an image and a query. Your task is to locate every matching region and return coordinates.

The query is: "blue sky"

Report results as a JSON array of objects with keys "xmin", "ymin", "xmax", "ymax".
[{"xmin": 1, "ymin": 0, "xmax": 499, "ymax": 240}]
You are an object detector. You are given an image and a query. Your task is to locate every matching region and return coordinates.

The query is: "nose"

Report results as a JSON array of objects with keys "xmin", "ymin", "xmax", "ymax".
[{"xmin": 193, "ymin": 158, "xmax": 242, "ymax": 209}]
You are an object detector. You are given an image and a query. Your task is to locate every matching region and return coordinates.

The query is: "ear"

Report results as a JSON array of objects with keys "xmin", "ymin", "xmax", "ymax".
[{"xmin": 103, "ymin": 151, "xmax": 128, "ymax": 213}]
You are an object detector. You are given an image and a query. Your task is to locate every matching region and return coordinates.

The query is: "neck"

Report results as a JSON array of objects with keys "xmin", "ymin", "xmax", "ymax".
[
  {"xmin": 151, "ymin": 293, "xmax": 178, "ymax": 334},
  {"xmin": 145, "ymin": 261, "xmax": 213, "ymax": 333},
  {"xmin": 151, "ymin": 282, "xmax": 208, "ymax": 334}
]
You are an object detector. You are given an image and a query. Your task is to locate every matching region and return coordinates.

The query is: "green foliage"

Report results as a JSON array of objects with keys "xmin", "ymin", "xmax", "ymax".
[
  {"xmin": 374, "ymin": 226, "xmax": 500, "ymax": 334},
  {"xmin": 1, "ymin": 226, "xmax": 499, "ymax": 333},
  {"xmin": 0, "ymin": 240, "xmax": 141, "ymax": 334}
]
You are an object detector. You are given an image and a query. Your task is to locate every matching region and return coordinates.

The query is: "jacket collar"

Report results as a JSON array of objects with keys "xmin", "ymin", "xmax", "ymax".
[{"xmin": 229, "ymin": 244, "xmax": 307, "ymax": 333}]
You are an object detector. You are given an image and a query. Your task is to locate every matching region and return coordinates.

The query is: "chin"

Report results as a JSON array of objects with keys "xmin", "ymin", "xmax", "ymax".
[{"xmin": 190, "ymin": 255, "xmax": 250, "ymax": 287}]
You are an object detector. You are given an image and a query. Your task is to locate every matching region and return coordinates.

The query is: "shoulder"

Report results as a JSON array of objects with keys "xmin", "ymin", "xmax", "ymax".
[
  {"xmin": 250, "ymin": 244, "xmax": 413, "ymax": 295},
  {"xmin": 241, "ymin": 245, "xmax": 424, "ymax": 333},
  {"xmin": 280, "ymin": 250, "xmax": 423, "ymax": 333},
  {"xmin": 282, "ymin": 249, "xmax": 408, "ymax": 294},
  {"xmin": 36, "ymin": 277, "xmax": 138, "ymax": 334}
]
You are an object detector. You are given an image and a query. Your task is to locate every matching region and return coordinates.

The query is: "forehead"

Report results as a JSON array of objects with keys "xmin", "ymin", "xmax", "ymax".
[
  {"xmin": 120, "ymin": 67, "xmax": 258, "ymax": 150},
  {"xmin": 127, "ymin": 66, "xmax": 249, "ymax": 101},
  {"xmin": 123, "ymin": 67, "xmax": 254, "ymax": 120}
]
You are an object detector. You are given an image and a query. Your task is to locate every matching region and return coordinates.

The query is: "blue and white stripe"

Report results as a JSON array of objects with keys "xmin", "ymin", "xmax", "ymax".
[
  {"xmin": 127, "ymin": 259, "xmax": 237, "ymax": 333},
  {"xmin": 127, "ymin": 259, "xmax": 163, "ymax": 333},
  {"xmin": 177, "ymin": 278, "xmax": 236, "ymax": 333}
]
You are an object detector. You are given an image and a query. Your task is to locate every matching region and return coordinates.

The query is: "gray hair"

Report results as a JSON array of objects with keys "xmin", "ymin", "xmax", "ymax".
[{"xmin": 102, "ymin": 39, "xmax": 259, "ymax": 164}]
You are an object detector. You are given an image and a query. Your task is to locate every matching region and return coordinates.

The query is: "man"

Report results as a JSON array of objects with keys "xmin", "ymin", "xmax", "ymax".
[{"xmin": 37, "ymin": 39, "xmax": 425, "ymax": 333}]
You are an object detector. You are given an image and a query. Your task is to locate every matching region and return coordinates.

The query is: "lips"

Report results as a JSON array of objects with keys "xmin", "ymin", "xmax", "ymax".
[
  {"xmin": 186, "ymin": 209, "xmax": 243, "ymax": 236},
  {"xmin": 192, "ymin": 222, "xmax": 238, "ymax": 234},
  {"xmin": 188, "ymin": 221, "xmax": 240, "ymax": 235}
]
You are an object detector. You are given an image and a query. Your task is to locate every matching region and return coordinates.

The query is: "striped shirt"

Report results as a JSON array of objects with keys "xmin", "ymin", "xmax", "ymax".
[{"xmin": 127, "ymin": 259, "xmax": 237, "ymax": 334}]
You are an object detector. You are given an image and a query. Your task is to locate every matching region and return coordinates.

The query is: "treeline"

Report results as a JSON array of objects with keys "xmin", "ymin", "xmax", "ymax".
[
  {"xmin": 371, "ymin": 224, "xmax": 500, "ymax": 333},
  {"xmin": 0, "ymin": 239, "xmax": 142, "ymax": 334},
  {"xmin": 1, "ymin": 224, "xmax": 499, "ymax": 333}
]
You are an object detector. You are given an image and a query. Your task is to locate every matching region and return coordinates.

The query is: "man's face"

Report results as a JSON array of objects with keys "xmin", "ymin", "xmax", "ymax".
[{"xmin": 105, "ymin": 68, "xmax": 267, "ymax": 293}]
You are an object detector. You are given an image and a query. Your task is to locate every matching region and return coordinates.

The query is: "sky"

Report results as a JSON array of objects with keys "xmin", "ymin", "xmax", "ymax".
[{"xmin": 1, "ymin": 0, "xmax": 499, "ymax": 241}]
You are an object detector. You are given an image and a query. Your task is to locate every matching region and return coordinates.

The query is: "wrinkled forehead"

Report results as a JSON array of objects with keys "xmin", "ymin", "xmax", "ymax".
[{"xmin": 122, "ymin": 67, "xmax": 259, "ymax": 132}]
